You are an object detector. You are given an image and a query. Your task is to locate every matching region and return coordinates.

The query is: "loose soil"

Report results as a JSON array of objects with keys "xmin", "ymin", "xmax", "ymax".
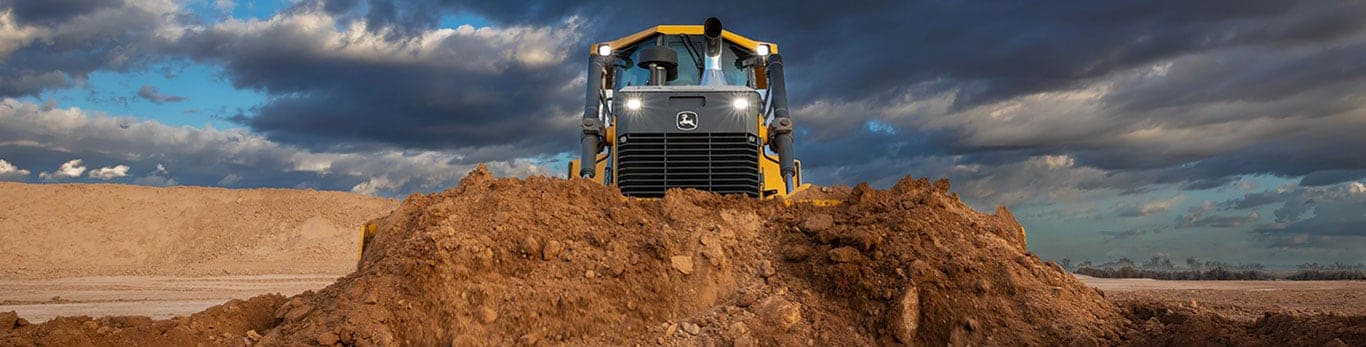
[{"xmin": 1, "ymin": 169, "xmax": 1362, "ymax": 346}]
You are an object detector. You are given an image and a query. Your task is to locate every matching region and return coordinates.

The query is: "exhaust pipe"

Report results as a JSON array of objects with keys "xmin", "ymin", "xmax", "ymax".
[{"xmin": 700, "ymin": 17, "xmax": 726, "ymax": 86}]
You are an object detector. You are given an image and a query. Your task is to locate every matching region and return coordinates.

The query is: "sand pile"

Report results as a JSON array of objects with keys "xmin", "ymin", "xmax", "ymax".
[
  {"xmin": 0, "ymin": 182, "xmax": 396, "ymax": 278},
  {"xmin": 3, "ymin": 167, "xmax": 1362, "ymax": 346}
]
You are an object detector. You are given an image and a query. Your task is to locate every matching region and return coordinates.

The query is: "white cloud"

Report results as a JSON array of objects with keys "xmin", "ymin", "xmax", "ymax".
[
  {"xmin": 88, "ymin": 164, "xmax": 131, "ymax": 180},
  {"xmin": 38, "ymin": 159, "xmax": 86, "ymax": 180},
  {"xmin": 0, "ymin": 98, "xmax": 552, "ymax": 196},
  {"xmin": 0, "ymin": 159, "xmax": 30, "ymax": 179}
]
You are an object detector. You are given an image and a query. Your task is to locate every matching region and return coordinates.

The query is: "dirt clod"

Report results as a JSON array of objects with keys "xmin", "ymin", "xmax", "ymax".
[{"xmin": 670, "ymin": 255, "xmax": 695, "ymax": 275}]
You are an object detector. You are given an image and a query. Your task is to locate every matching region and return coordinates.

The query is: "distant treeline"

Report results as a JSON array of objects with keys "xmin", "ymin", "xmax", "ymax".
[{"xmin": 1057, "ymin": 256, "xmax": 1366, "ymax": 281}]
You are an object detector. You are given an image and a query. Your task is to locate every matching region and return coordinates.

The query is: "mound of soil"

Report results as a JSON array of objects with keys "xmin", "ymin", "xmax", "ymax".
[
  {"xmin": 0, "ymin": 182, "xmax": 396, "ymax": 278},
  {"xmin": 3, "ymin": 167, "xmax": 1362, "ymax": 345}
]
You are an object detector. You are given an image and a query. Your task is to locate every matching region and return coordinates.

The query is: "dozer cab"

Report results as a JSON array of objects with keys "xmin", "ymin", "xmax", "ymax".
[{"xmin": 568, "ymin": 17, "xmax": 808, "ymax": 198}]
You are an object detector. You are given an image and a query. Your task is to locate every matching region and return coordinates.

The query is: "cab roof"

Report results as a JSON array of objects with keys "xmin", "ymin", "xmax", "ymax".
[{"xmin": 592, "ymin": 25, "xmax": 778, "ymax": 55}]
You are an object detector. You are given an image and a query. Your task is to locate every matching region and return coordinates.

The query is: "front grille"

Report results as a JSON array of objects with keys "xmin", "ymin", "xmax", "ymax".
[{"xmin": 617, "ymin": 132, "xmax": 760, "ymax": 197}]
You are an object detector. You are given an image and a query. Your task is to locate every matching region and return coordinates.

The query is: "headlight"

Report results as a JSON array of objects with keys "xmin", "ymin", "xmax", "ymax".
[
  {"xmin": 597, "ymin": 44, "xmax": 612, "ymax": 57},
  {"xmin": 755, "ymin": 44, "xmax": 770, "ymax": 57},
  {"xmin": 732, "ymin": 98, "xmax": 749, "ymax": 110},
  {"xmin": 625, "ymin": 98, "xmax": 642, "ymax": 110}
]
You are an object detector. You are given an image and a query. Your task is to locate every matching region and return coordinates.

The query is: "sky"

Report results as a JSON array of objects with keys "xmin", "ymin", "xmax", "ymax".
[{"xmin": 0, "ymin": 0, "xmax": 1362, "ymax": 267}]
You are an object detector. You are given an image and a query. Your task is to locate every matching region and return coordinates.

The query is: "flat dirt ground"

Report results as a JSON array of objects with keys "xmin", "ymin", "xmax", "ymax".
[{"xmin": 1078, "ymin": 275, "xmax": 1366, "ymax": 321}]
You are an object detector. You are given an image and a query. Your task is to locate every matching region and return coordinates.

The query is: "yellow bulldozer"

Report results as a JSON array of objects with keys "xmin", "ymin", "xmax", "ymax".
[
  {"xmin": 568, "ymin": 17, "xmax": 809, "ymax": 198},
  {"xmin": 360, "ymin": 18, "xmax": 810, "ymax": 263}
]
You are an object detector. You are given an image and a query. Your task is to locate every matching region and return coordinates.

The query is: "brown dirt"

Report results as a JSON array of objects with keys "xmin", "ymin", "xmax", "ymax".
[
  {"xmin": 0, "ymin": 182, "xmax": 397, "ymax": 278},
  {"xmin": 2, "ymin": 168, "xmax": 1363, "ymax": 346}
]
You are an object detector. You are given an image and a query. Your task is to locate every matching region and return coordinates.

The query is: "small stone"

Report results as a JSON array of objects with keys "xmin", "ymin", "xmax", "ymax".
[
  {"xmin": 680, "ymin": 322, "xmax": 701, "ymax": 335},
  {"xmin": 799, "ymin": 214, "xmax": 834, "ymax": 234},
  {"xmin": 893, "ymin": 286, "xmax": 920, "ymax": 343},
  {"xmin": 671, "ymin": 255, "xmax": 694, "ymax": 275},
  {"xmin": 828, "ymin": 246, "xmax": 865, "ymax": 263},
  {"xmin": 757, "ymin": 296, "xmax": 802, "ymax": 331},
  {"xmin": 1189, "ymin": 300, "xmax": 1199, "ymax": 309},
  {"xmin": 517, "ymin": 333, "xmax": 540, "ymax": 345},
  {"xmin": 246, "ymin": 330, "xmax": 262, "ymax": 340},
  {"xmin": 96, "ymin": 326, "xmax": 112, "ymax": 334},
  {"xmin": 757, "ymin": 260, "xmax": 775, "ymax": 278},
  {"xmin": 284, "ymin": 304, "xmax": 314, "ymax": 321},
  {"xmin": 317, "ymin": 332, "xmax": 340, "ymax": 345},
  {"xmin": 82, "ymin": 320, "xmax": 98, "ymax": 330},
  {"xmin": 781, "ymin": 245, "xmax": 815, "ymax": 262},
  {"xmin": 585, "ymin": 270, "xmax": 597, "ymax": 279},
  {"xmin": 542, "ymin": 240, "xmax": 564, "ymax": 261},
  {"xmin": 664, "ymin": 322, "xmax": 678, "ymax": 335},
  {"xmin": 477, "ymin": 306, "xmax": 498, "ymax": 324},
  {"xmin": 364, "ymin": 292, "xmax": 379, "ymax": 304},
  {"xmin": 1325, "ymin": 338, "xmax": 1349, "ymax": 347},
  {"xmin": 520, "ymin": 236, "xmax": 542, "ymax": 256}
]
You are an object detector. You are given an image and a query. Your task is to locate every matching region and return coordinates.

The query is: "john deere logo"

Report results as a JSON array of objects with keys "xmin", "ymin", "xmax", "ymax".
[{"xmin": 676, "ymin": 111, "xmax": 698, "ymax": 131}]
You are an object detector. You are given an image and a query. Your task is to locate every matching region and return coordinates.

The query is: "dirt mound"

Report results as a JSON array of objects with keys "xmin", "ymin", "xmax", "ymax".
[
  {"xmin": 0, "ymin": 182, "xmax": 397, "ymax": 278},
  {"xmin": 4, "ymin": 168, "xmax": 1361, "ymax": 345}
]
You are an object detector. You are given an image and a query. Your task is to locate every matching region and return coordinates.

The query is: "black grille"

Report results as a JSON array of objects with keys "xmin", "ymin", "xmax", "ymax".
[{"xmin": 617, "ymin": 132, "xmax": 760, "ymax": 197}]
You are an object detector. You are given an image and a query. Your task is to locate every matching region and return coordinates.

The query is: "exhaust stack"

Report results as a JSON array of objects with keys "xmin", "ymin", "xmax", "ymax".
[{"xmin": 700, "ymin": 17, "xmax": 726, "ymax": 86}]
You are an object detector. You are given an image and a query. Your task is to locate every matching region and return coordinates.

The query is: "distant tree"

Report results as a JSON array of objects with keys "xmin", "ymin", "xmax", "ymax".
[
  {"xmin": 1061, "ymin": 257, "xmax": 1072, "ymax": 270},
  {"xmin": 1186, "ymin": 256, "xmax": 1200, "ymax": 269}
]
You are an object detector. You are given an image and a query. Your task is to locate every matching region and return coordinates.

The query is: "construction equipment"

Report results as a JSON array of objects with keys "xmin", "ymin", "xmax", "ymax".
[{"xmin": 568, "ymin": 17, "xmax": 809, "ymax": 198}]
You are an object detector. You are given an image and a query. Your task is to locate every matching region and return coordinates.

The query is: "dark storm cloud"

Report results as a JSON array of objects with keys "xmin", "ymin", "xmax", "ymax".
[
  {"xmin": 0, "ymin": 1, "xmax": 173, "ymax": 96},
  {"xmin": 135, "ymin": 85, "xmax": 185, "ymax": 104},
  {"xmin": 0, "ymin": 0, "xmax": 124, "ymax": 26}
]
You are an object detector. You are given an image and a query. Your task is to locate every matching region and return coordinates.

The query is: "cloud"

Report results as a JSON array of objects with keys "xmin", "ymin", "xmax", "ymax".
[
  {"xmin": 0, "ymin": 98, "xmax": 551, "ymax": 196},
  {"xmin": 87, "ymin": 164, "xmax": 130, "ymax": 180},
  {"xmin": 135, "ymin": 85, "xmax": 186, "ymax": 104},
  {"xmin": 0, "ymin": 158, "xmax": 30, "ymax": 179},
  {"xmin": 38, "ymin": 158, "xmax": 85, "ymax": 180},
  {"xmin": 1118, "ymin": 194, "xmax": 1184, "ymax": 217},
  {"xmin": 169, "ymin": 6, "xmax": 585, "ymax": 153},
  {"xmin": 1175, "ymin": 200, "xmax": 1260, "ymax": 228}
]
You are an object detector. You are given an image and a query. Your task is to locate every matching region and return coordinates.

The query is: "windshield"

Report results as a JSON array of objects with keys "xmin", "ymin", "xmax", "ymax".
[{"xmin": 618, "ymin": 34, "xmax": 751, "ymax": 87}]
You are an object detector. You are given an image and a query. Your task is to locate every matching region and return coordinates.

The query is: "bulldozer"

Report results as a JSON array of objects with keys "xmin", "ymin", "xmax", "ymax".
[
  {"xmin": 360, "ymin": 18, "xmax": 811, "ymax": 264},
  {"xmin": 568, "ymin": 17, "xmax": 808, "ymax": 198}
]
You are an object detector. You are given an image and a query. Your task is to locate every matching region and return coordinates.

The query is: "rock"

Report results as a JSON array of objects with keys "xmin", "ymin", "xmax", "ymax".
[
  {"xmin": 1325, "ymin": 338, "xmax": 1349, "ymax": 347},
  {"xmin": 317, "ymin": 332, "xmax": 340, "ymax": 346},
  {"xmin": 827, "ymin": 246, "xmax": 865, "ymax": 263},
  {"xmin": 757, "ymin": 260, "xmax": 775, "ymax": 278},
  {"xmin": 477, "ymin": 306, "xmax": 499, "ymax": 324},
  {"xmin": 757, "ymin": 296, "xmax": 802, "ymax": 331},
  {"xmin": 283, "ymin": 304, "xmax": 314, "ymax": 321},
  {"xmin": 519, "ymin": 236, "xmax": 541, "ymax": 256},
  {"xmin": 585, "ymin": 270, "xmax": 597, "ymax": 279},
  {"xmin": 781, "ymin": 245, "xmax": 815, "ymax": 262},
  {"xmin": 680, "ymin": 322, "xmax": 701, "ymax": 335},
  {"xmin": 364, "ymin": 292, "xmax": 379, "ymax": 305},
  {"xmin": 892, "ymin": 286, "xmax": 920, "ymax": 343},
  {"xmin": 517, "ymin": 333, "xmax": 540, "ymax": 345},
  {"xmin": 671, "ymin": 255, "xmax": 694, "ymax": 275},
  {"xmin": 246, "ymin": 330, "xmax": 262, "ymax": 340},
  {"xmin": 82, "ymin": 320, "xmax": 98, "ymax": 330},
  {"xmin": 542, "ymin": 240, "xmax": 564, "ymax": 261},
  {"xmin": 799, "ymin": 214, "xmax": 834, "ymax": 234},
  {"xmin": 96, "ymin": 326, "xmax": 112, "ymax": 334}
]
